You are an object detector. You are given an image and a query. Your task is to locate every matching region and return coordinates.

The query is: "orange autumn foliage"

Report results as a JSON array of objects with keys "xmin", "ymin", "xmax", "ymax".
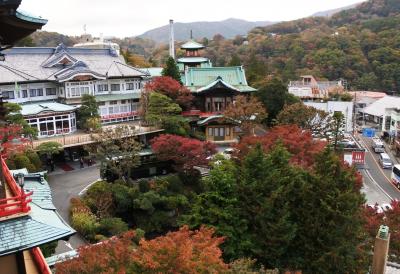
[
  {"xmin": 236, "ymin": 124, "xmax": 326, "ymax": 168},
  {"xmin": 55, "ymin": 226, "xmax": 228, "ymax": 274},
  {"xmin": 133, "ymin": 226, "xmax": 228, "ymax": 273}
]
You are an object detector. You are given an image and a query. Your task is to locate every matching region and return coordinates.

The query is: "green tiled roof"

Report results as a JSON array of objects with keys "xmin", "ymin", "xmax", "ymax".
[
  {"xmin": 181, "ymin": 40, "xmax": 205, "ymax": 49},
  {"xmin": 95, "ymin": 92, "xmax": 141, "ymax": 102},
  {"xmin": 184, "ymin": 66, "xmax": 256, "ymax": 93},
  {"xmin": 177, "ymin": 57, "xmax": 210, "ymax": 63},
  {"xmin": 0, "ymin": 169, "xmax": 75, "ymax": 256},
  {"xmin": 16, "ymin": 10, "xmax": 48, "ymax": 25}
]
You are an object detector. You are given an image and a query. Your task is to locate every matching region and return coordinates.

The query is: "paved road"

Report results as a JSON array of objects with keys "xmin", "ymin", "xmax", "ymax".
[
  {"xmin": 358, "ymin": 134, "xmax": 400, "ymax": 203},
  {"xmin": 47, "ymin": 165, "xmax": 100, "ymax": 254}
]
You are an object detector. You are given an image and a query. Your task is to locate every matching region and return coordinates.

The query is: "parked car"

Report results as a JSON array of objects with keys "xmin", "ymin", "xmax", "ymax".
[
  {"xmin": 381, "ymin": 203, "xmax": 393, "ymax": 212},
  {"xmin": 367, "ymin": 204, "xmax": 384, "ymax": 214},
  {"xmin": 372, "ymin": 137, "xmax": 385, "ymax": 153},
  {"xmin": 379, "ymin": 153, "xmax": 393, "ymax": 169},
  {"xmin": 337, "ymin": 138, "xmax": 357, "ymax": 148}
]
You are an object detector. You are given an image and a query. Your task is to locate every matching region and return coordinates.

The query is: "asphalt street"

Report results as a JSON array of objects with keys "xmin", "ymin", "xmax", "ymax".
[
  {"xmin": 47, "ymin": 165, "xmax": 101, "ymax": 254},
  {"xmin": 358, "ymin": 134, "xmax": 400, "ymax": 204}
]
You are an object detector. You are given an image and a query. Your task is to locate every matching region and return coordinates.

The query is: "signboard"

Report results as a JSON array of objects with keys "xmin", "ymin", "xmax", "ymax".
[
  {"xmin": 344, "ymin": 154, "xmax": 353, "ymax": 165},
  {"xmin": 352, "ymin": 150, "xmax": 365, "ymax": 165}
]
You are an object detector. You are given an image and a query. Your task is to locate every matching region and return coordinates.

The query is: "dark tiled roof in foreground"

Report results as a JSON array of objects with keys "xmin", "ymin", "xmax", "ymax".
[{"xmin": 0, "ymin": 169, "xmax": 75, "ymax": 256}]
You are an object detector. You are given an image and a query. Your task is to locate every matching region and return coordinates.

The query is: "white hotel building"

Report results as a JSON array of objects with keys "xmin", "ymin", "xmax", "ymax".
[{"xmin": 0, "ymin": 44, "xmax": 148, "ymax": 138}]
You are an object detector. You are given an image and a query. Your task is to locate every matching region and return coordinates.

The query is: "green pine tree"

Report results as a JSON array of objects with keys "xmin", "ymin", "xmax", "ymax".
[
  {"xmin": 181, "ymin": 156, "xmax": 251, "ymax": 260},
  {"xmin": 162, "ymin": 56, "xmax": 181, "ymax": 83}
]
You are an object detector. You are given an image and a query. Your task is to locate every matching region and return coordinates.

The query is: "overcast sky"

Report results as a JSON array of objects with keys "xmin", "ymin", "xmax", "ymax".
[{"xmin": 19, "ymin": 0, "xmax": 364, "ymax": 38}]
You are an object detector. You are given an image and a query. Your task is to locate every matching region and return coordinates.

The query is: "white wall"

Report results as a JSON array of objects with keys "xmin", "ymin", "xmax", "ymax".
[
  {"xmin": 1, "ymin": 82, "xmax": 59, "ymax": 104},
  {"xmin": 304, "ymin": 101, "xmax": 354, "ymax": 132}
]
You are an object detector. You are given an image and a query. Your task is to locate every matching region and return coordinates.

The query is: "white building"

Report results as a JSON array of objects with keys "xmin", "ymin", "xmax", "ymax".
[
  {"xmin": 361, "ymin": 96, "xmax": 400, "ymax": 131},
  {"xmin": 288, "ymin": 75, "xmax": 344, "ymax": 99},
  {"xmin": 304, "ymin": 101, "xmax": 354, "ymax": 132},
  {"xmin": 0, "ymin": 44, "xmax": 149, "ymax": 137}
]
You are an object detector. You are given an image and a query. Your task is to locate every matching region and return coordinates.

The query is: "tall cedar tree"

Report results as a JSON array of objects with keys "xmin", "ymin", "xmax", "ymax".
[
  {"xmin": 288, "ymin": 148, "xmax": 367, "ymax": 273},
  {"xmin": 180, "ymin": 156, "xmax": 252, "ymax": 260},
  {"xmin": 254, "ymin": 78, "xmax": 299, "ymax": 126},
  {"xmin": 183, "ymin": 144, "xmax": 368, "ymax": 272},
  {"xmin": 162, "ymin": 56, "xmax": 181, "ymax": 84},
  {"xmin": 144, "ymin": 76, "xmax": 193, "ymax": 110}
]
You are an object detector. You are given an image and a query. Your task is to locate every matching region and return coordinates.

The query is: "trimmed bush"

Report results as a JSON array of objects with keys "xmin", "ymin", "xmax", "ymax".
[
  {"xmin": 26, "ymin": 150, "xmax": 42, "ymax": 171},
  {"xmin": 14, "ymin": 154, "xmax": 32, "ymax": 170},
  {"xmin": 70, "ymin": 212, "xmax": 98, "ymax": 241},
  {"xmin": 98, "ymin": 217, "xmax": 128, "ymax": 237}
]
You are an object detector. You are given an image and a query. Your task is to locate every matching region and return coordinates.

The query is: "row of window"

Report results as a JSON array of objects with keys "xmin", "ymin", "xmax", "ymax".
[
  {"xmin": 97, "ymin": 82, "xmax": 142, "ymax": 93},
  {"xmin": 1, "ymin": 88, "xmax": 57, "ymax": 99},
  {"xmin": 207, "ymin": 127, "xmax": 231, "ymax": 137}
]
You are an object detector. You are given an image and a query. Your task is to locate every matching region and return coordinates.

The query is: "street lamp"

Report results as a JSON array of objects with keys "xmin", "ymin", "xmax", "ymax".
[{"xmin": 16, "ymin": 173, "xmax": 25, "ymax": 191}]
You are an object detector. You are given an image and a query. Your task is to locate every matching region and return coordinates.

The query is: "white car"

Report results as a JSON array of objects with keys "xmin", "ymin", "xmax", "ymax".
[
  {"xmin": 381, "ymin": 203, "xmax": 393, "ymax": 212},
  {"xmin": 367, "ymin": 204, "xmax": 384, "ymax": 214}
]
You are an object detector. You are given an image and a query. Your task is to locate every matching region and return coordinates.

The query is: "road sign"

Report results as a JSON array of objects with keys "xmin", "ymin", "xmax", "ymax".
[{"xmin": 352, "ymin": 150, "xmax": 365, "ymax": 164}]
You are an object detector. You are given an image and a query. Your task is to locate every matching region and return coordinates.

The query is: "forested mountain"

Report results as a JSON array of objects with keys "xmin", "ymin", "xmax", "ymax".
[
  {"xmin": 138, "ymin": 18, "xmax": 273, "ymax": 43},
  {"xmin": 199, "ymin": 0, "xmax": 400, "ymax": 91}
]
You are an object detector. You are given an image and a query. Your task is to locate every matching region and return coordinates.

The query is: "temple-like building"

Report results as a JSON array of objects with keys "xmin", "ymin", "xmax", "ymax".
[
  {"xmin": 179, "ymin": 40, "xmax": 256, "ymax": 143},
  {"xmin": 177, "ymin": 40, "xmax": 211, "ymax": 72}
]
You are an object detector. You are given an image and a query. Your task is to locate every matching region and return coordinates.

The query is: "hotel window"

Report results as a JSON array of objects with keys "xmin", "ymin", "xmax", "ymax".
[
  {"xmin": 109, "ymin": 107, "xmax": 114, "ymax": 114},
  {"xmin": 111, "ymin": 84, "xmax": 120, "ymax": 91},
  {"xmin": 37, "ymin": 88, "xmax": 43, "ymax": 96},
  {"xmin": 2, "ymin": 90, "xmax": 15, "ymax": 99},
  {"xmin": 126, "ymin": 83, "xmax": 134, "ymax": 90},
  {"xmin": 121, "ymin": 100, "xmax": 126, "ymax": 104},
  {"xmin": 29, "ymin": 89, "xmax": 37, "ymax": 97},
  {"xmin": 22, "ymin": 90, "xmax": 28, "ymax": 98},
  {"xmin": 98, "ymin": 102, "xmax": 105, "ymax": 106},
  {"xmin": 46, "ymin": 88, "xmax": 57, "ymax": 96},
  {"xmin": 208, "ymin": 127, "xmax": 213, "ymax": 136},
  {"xmin": 226, "ymin": 127, "xmax": 230, "ymax": 136},
  {"xmin": 110, "ymin": 101, "xmax": 118, "ymax": 105},
  {"xmin": 97, "ymin": 84, "xmax": 108, "ymax": 92}
]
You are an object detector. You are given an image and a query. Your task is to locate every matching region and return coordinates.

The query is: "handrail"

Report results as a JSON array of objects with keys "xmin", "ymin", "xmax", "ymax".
[
  {"xmin": 31, "ymin": 247, "xmax": 52, "ymax": 274},
  {"xmin": 1, "ymin": 157, "xmax": 21, "ymax": 196}
]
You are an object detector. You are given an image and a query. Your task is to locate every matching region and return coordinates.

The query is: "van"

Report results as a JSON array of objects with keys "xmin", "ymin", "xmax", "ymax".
[
  {"xmin": 379, "ymin": 153, "xmax": 393, "ymax": 169},
  {"xmin": 372, "ymin": 137, "xmax": 385, "ymax": 153}
]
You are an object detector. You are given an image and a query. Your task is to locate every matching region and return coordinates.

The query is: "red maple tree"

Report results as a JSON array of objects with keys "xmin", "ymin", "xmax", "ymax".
[
  {"xmin": 235, "ymin": 124, "xmax": 326, "ymax": 168},
  {"xmin": 0, "ymin": 125, "xmax": 29, "ymax": 157},
  {"xmin": 145, "ymin": 76, "xmax": 194, "ymax": 110},
  {"xmin": 151, "ymin": 134, "xmax": 216, "ymax": 173}
]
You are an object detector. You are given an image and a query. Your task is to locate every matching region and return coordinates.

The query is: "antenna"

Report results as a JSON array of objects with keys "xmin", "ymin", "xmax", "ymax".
[
  {"xmin": 169, "ymin": 19, "xmax": 175, "ymax": 59},
  {"xmin": 190, "ymin": 30, "xmax": 193, "ymax": 39},
  {"xmin": 83, "ymin": 24, "xmax": 87, "ymax": 35}
]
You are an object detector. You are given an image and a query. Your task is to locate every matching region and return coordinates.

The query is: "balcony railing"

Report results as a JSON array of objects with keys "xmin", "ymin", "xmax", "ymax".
[
  {"xmin": 101, "ymin": 111, "xmax": 138, "ymax": 121},
  {"xmin": 0, "ymin": 157, "xmax": 33, "ymax": 218},
  {"xmin": 181, "ymin": 110, "xmax": 223, "ymax": 117}
]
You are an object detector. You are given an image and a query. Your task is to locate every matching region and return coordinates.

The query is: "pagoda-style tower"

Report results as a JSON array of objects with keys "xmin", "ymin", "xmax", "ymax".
[{"xmin": 177, "ymin": 40, "xmax": 211, "ymax": 71}]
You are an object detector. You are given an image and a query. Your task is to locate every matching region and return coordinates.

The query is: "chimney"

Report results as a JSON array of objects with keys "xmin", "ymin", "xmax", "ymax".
[
  {"xmin": 169, "ymin": 19, "xmax": 175, "ymax": 59},
  {"xmin": 372, "ymin": 225, "xmax": 390, "ymax": 274}
]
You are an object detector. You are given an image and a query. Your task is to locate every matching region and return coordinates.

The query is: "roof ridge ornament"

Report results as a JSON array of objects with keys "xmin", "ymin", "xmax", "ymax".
[{"xmin": 54, "ymin": 43, "xmax": 67, "ymax": 54}]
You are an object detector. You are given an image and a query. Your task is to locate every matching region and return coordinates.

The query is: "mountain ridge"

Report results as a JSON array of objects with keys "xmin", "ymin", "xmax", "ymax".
[{"xmin": 138, "ymin": 18, "xmax": 274, "ymax": 43}]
